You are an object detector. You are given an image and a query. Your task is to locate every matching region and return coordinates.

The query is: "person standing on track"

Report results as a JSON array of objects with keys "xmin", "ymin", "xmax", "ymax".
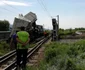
[
  {"xmin": 16, "ymin": 26, "xmax": 30, "ymax": 70},
  {"xmin": 10, "ymin": 31, "xmax": 18, "ymax": 50}
]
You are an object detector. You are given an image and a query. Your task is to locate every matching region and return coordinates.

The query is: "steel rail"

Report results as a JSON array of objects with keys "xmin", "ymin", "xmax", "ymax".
[
  {"xmin": 0, "ymin": 50, "xmax": 16, "ymax": 65},
  {"xmin": 0, "ymin": 50, "xmax": 15, "ymax": 60},
  {"xmin": 0, "ymin": 36, "xmax": 45, "ymax": 64},
  {"xmin": 4, "ymin": 36, "xmax": 50, "ymax": 70}
]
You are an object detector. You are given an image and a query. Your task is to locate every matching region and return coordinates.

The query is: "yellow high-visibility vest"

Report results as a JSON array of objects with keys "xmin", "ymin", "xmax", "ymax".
[{"xmin": 17, "ymin": 31, "xmax": 29, "ymax": 49}]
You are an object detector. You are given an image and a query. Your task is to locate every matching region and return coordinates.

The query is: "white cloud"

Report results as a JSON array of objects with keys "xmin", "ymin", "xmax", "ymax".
[{"xmin": 0, "ymin": 0, "xmax": 33, "ymax": 6}]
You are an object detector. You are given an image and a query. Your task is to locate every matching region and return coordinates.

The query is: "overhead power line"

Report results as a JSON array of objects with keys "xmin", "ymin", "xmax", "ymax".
[
  {"xmin": 0, "ymin": 6, "xmax": 15, "ymax": 13},
  {"xmin": 1, "ymin": 1, "xmax": 21, "ymax": 13},
  {"xmin": 37, "ymin": 0, "xmax": 52, "ymax": 19},
  {"xmin": 40, "ymin": 0, "xmax": 52, "ymax": 18}
]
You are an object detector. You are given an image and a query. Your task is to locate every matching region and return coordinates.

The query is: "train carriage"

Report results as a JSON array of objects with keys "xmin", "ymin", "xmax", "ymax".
[{"xmin": 10, "ymin": 12, "xmax": 44, "ymax": 42}]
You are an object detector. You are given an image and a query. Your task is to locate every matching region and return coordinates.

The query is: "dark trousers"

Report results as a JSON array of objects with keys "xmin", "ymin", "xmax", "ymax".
[{"xmin": 16, "ymin": 49, "xmax": 28, "ymax": 67}]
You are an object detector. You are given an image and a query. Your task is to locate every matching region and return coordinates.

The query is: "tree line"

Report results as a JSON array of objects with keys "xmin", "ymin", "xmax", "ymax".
[
  {"xmin": 0, "ymin": 19, "xmax": 85, "ymax": 31},
  {"xmin": 0, "ymin": 20, "xmax": 10, "ymax": 31}
]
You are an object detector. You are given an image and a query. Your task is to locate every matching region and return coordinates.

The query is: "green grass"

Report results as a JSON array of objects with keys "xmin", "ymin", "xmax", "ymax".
[
  {"xmin": 27, "ymin": 40, "xmax": 85, "ymax": 70},
  {"xmin": 0, "ymin": 41, "xmax": 10, "ymax": 56}
]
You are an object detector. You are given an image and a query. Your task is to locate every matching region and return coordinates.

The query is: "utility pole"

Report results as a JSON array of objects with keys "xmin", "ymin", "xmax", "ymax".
[{"xmin": 57, "ymin": 15, "xmax": 59, "ymax": 40}]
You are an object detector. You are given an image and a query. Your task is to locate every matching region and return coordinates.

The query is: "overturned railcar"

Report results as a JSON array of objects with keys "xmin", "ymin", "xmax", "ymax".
[{"xmin": 10, "ymin": 12, "xmax": 44, "ymax": 42}]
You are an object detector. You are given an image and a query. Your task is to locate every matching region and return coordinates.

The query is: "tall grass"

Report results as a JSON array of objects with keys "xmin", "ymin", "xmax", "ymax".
[
  {"xmin": 27, "ymin": 40, "xmax": 85, "ymax": 70},
  {"xmin": 0, "ymin": 41, "xmax": 10, "ymax": 56}
]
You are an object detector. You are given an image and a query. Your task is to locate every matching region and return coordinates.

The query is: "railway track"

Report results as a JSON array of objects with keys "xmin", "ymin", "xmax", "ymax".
[
  {"xmin": 0, "ymin": 36, "xmax": 50, "ymax": 70},
  {"xmin": 0, "ymin": 36, "xmax": 45, "ymax": 67}
]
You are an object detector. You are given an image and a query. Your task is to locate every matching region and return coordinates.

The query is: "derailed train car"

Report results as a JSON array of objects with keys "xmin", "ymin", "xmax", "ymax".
[{"xmin": 10, "ymin": 12, "xmax": 44, "ymax": 42}]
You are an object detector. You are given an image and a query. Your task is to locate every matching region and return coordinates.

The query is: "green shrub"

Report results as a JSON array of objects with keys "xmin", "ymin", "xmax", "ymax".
[
  {"xmin": 74, "ymin": 40, "xmax": 85, "ymax": 52},
  {"xmin": 45, "ymin": 48, "xmax": 56, "ymax": 63},
  {"xmin": 28, "ymin": 40, "xmax": 85, "ymax": 70},
  {"xmin": 67, "ymin": 45, "xmax": 79, "ymax": 57},
  {"xmin": 0, "ymin": 41, "xmax": 10, "ymax": 56}
]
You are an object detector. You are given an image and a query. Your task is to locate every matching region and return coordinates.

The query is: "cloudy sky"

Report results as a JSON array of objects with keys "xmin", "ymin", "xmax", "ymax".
[{"xmin": 0, "ymin": 0, "xmax": 85, "ymax": 29}]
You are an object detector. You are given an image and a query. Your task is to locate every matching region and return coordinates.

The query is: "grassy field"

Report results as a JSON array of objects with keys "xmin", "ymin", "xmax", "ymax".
[
  {"xmin": 0, "ymin": 41, "xmax": 36, "ymax": 56},
  {"xmin": 27, "ymin": 39, "xmax": 85, "ymax": 70},
  {"xmin": 1, "ymin": 39, "xmax": 85, "ymax": 70},
  {"xmin": 0, "ymin": 41, "xmax": 10, "ymax": 56}
]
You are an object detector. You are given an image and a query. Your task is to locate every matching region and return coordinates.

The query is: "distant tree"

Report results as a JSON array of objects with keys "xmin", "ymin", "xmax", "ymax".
[
  {"xmin": 0, "ymin": 20, "xmax": 10, "ymax": 31},
  {"xmin": 75, "ymin": 28, "xmax": 85, "ymax": 30},
  {"xmin": 59, "ymin": 28, "xmax": 64, "ymax": 34}
]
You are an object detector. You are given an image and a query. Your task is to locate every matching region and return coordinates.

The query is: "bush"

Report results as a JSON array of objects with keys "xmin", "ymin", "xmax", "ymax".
[
  {"xmin": 0, "ymin": 41, "xmax": 10, "ymax": 56},
  {"xmin": 27, "ymin": 40, "xmax": 85, "ymax": 70},
  {"xmin": 45, "ymin": 47, "xmax": 56, "ymax": 63}
]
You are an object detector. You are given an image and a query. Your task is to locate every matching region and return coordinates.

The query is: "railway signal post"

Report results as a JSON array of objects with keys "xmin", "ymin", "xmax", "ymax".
[{"xmin": 52, "ymin": 15, "xmax": 59, "ymax": 41}]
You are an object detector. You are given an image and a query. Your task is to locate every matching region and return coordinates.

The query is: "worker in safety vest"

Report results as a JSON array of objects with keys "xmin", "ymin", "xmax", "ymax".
[{"xmin": 16, "ymin": 26, "xmax": 30, "ymax": 70}]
